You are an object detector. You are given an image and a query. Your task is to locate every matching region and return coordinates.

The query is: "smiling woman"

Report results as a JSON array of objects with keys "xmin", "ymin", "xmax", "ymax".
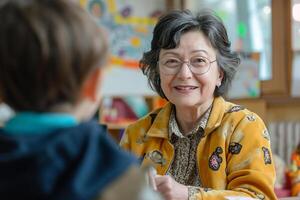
[
  {"xmin": 120, "ymin": 9, "xmax": 278, "ymax": 200},
  {"xmin": 158, "ymin": 31, "xmax": 222, "ymax": 120}
]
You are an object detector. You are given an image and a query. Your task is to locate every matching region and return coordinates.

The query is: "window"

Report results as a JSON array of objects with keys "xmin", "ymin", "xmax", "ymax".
[
  {"xmin": 291, "ymin": 0, "xmax": 300, "ymax": 97},
  {"xmin": 184, "ymin": 0, "xmax": 291, "ymax": 96},
  {"xmin": 186, "ymin": 0, "xmax": 272, "ymax": 81}
]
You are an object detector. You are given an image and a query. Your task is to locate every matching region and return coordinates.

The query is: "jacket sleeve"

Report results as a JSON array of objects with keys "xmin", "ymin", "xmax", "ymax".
[{"xmin": 194, "ymin": 113, "xmax": 277, "ymax": 200}]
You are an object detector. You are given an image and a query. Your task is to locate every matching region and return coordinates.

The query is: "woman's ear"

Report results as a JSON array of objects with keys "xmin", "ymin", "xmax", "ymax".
[
  {"xmin": 217, "ymin": 68, "xmax": 224, "ymax": 86},
  {"xmin": 81, "ymin": 68, "xmax": 102, "ymax": 102}
]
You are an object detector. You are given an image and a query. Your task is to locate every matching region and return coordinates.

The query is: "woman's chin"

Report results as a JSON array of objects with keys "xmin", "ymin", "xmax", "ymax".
[{"xmin": 171, "ymin": 100, "xmax": 201, "ymax": 108}]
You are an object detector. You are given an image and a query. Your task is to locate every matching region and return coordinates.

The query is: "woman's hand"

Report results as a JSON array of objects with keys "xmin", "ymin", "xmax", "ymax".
[{"xmin": 154, "ymin": 175, "xmax": 188, "ymax": 200}]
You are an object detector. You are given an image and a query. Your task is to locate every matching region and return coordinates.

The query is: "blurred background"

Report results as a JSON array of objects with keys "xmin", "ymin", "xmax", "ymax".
[{"xmin": 1, "ymin": 0, "xmax": 300, "ymax": 198}]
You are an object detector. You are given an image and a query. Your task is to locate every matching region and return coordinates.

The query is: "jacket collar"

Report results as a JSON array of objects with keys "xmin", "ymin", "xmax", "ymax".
[
  {"xmin": 204, "ymin": 96, "xmax": 227, "ymax": 136},
  {"xmin": 146, "ymin": 103, "xmax": 172, "ymax": 139},
  {"xmin": 146, "ymin": 96, "xmax": 228, "ymax": 139}
]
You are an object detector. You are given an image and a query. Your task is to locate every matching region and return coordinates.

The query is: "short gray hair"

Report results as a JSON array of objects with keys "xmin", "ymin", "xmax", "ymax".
[{"xmin": 140, "ymin": 9, "xmax": 240, "ymax": 99}]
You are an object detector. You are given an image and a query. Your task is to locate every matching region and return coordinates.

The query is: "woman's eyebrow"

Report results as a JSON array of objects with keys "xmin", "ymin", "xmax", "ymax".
[
  {"xmin": 190, "ymin": 49, "xmax": 209, "ymax": 56},
  {"xmin": 160, "ymin": 51, "xmax": 180, "ymax": 57},
  {"xmin": 161, "ymin": 49, "xmax": 211, "ymax": 59}
]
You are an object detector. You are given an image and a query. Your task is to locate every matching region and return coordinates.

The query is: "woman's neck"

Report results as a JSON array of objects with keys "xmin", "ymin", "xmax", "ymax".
[{"xmin": 174, "ymin": 99, "xmax": 213, "ymax": 135}]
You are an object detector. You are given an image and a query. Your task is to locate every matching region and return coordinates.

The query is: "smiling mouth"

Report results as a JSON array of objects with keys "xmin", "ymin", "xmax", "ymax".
[{"xmin": 174, "ymin": 86, "xmax": 198, "ymax": 90}]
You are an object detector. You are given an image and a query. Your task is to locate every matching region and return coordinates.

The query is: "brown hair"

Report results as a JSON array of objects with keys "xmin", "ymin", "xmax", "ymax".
[{"xmin": 0, "ymin": 0, "xmax": 108, "ymax": 112}]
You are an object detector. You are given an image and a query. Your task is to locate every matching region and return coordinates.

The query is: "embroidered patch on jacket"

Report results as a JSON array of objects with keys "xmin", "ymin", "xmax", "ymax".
[
  {"xmin": 254, "ymin": 192, "xmax": 265, "ymax": 200},
  {"xmin": 136, "ymin": 129, "xmax": 148, "ymax": 144},
  {"xmin": 209, "ymin": 147, "xmax": 223, "ymax": 171},
  {"xmin": 246, "ymin": 114, "xmax": 256, "ymax": 121},
  {"xmin": 136, "ymin": 136, "xmax": 148, "ymax": 144},
  {"xmin": 262, "ymin": 147, "xmax": 272, "ymax": 164},
  {"xmin": 227, "ymin": 105, "xmax": 244, "ymax": 113},
  {"xmin": 228, "ymin": 142, "xmax": 242, "ymax": 154},
  {"xmin": 262, "ymin": 129, "xmax": 270, "ymax": 141},
  {"xmin": 146, "ymin": 150, "xmax": 166, "ymax": 165}
]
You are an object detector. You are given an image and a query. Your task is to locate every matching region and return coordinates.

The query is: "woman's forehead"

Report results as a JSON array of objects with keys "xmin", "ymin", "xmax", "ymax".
[{"xmin": 160, "ymin": 31, "xmax": 216, "ymax": 58}]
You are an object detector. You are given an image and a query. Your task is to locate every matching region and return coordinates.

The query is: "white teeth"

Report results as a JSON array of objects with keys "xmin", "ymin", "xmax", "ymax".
[{"xmin": 175, "ymin": 86, "xmax": 197, "ymax": 90}]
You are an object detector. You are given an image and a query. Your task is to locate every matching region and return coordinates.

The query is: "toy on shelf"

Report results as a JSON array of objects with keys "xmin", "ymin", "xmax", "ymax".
[
  {"xmin": 288, "ymin": 143, "xmax": 300, "ymax": 196},
  {"xmin": 274, "ymin": 154, "xmax": 292, "ymax": 198},
  {"xmin": 100, "ymin": 96, "xmax": 149, "ymax": 128}
]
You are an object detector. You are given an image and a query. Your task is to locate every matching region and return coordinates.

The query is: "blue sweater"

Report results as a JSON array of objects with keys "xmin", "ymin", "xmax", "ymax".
[{"xmin": 0, "ymin": 119, "xmax": 137, "ymax": 200}]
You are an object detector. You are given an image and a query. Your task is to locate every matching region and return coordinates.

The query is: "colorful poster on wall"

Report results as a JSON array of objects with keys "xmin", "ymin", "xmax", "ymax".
[
  {"xmin": 80, "ymin": 0, "xmax": 165, "ymax": 96},
  {"xmin": 227, "ymin": 53, "xmax": 261, "ymax": 99}
]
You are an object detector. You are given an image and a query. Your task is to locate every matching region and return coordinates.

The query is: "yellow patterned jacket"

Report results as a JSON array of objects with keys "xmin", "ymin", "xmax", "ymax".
[{"xmin": 120, "ymin": 97, "xmax": 277, "ymax": 200}]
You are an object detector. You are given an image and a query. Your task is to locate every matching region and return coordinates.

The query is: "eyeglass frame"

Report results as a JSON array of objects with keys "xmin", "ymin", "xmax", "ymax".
[{"xmin": 157, "ymin": 56, "xmax": 217, "ymax": 75}]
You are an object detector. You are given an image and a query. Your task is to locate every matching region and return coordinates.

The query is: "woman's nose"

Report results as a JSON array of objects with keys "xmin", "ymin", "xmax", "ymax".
[{"xmin": 176, "ymin": 62, "xmax": 193, "ymax": 79}]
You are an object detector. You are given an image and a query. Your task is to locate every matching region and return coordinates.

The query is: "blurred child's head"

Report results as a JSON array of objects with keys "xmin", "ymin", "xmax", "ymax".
[{"xmin": 0, "ymin": 0, "xmax": 107, "ymax": 120}]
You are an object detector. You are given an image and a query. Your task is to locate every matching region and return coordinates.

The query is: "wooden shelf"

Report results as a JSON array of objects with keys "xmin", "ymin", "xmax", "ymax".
[{"xmin": 100, "ymin": 95, "xmax": 300, "ymax": 134}]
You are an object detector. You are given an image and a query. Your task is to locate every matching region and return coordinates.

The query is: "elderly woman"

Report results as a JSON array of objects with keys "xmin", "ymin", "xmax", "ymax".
[{"xmin": 120, "ymin": 10, "xmax": 277, "ymax": 200}]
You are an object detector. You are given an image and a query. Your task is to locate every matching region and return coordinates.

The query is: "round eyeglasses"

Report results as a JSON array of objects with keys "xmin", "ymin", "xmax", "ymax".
[{"xmin": 158, "ymin": 56, "xmax": 217, "ymax": 75}]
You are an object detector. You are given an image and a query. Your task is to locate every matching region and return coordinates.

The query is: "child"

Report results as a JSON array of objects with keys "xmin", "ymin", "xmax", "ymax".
[{"xmin": 0, "ymin": 0, "xmax": 160, "ymax": 199}]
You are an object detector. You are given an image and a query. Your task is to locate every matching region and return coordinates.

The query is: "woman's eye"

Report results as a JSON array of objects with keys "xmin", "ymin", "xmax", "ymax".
[
  {"xmin": 192, "ymin": 57, "xmax": 208, "ymax": 66},
  {"xmin": 165, "ymin": 59, "xmax": 180, "ymax": 65},
  {"xmin": 193, "ymin": 58, "xmax": 205, "ymax": 63}
]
